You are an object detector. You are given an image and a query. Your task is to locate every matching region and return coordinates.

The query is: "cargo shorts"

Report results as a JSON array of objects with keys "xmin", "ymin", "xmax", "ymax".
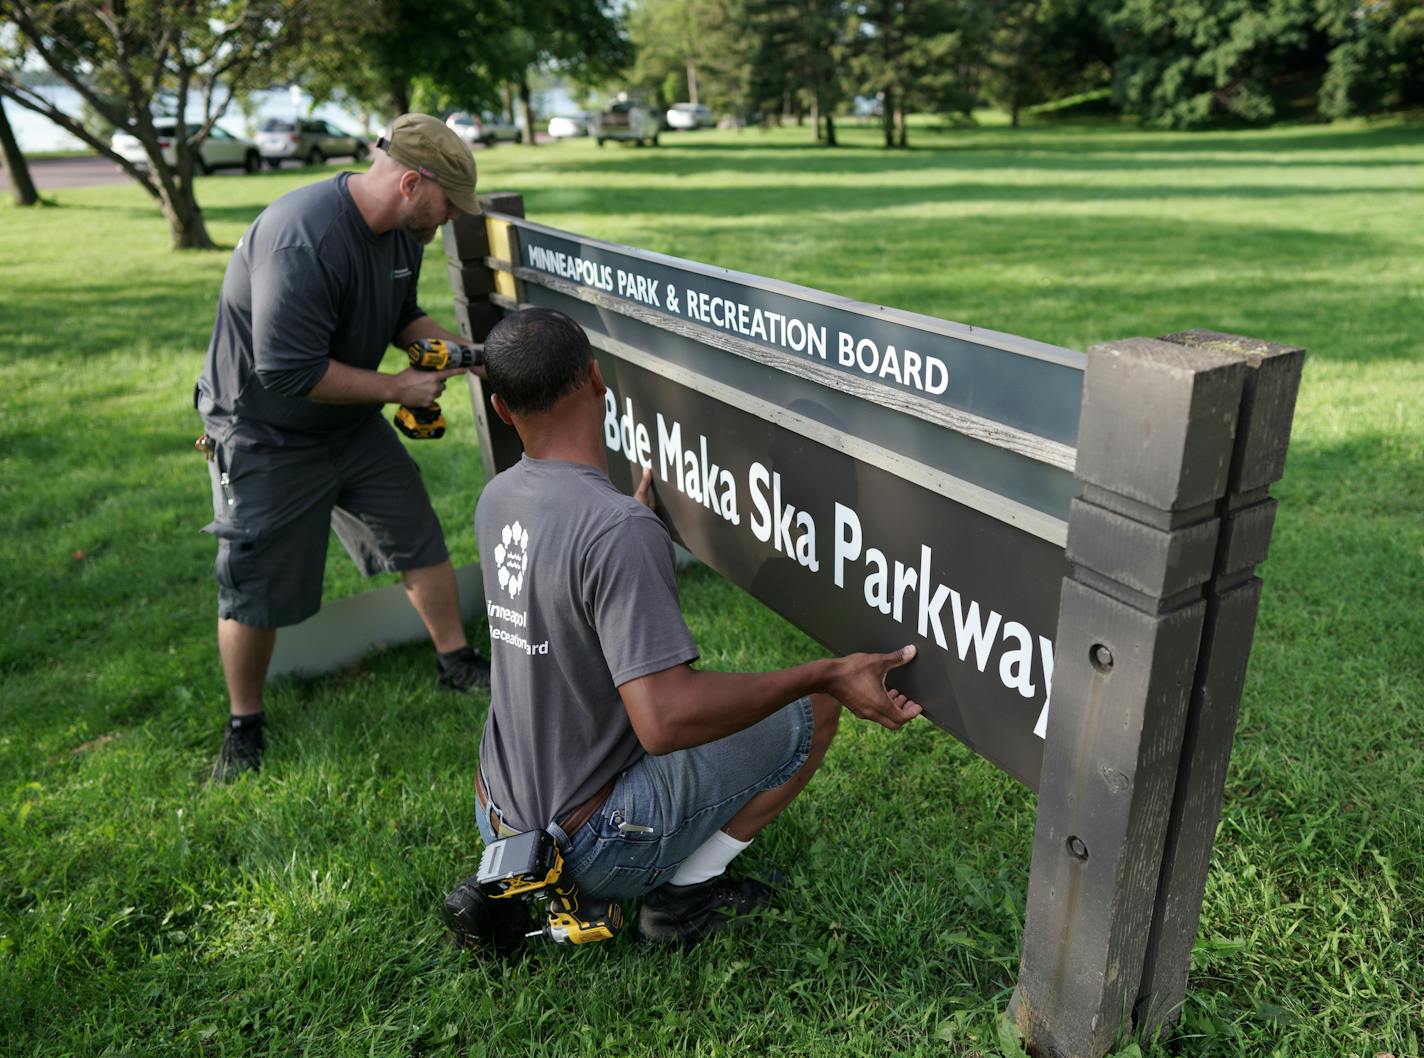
[{"xmin": 203, "ymin": 414, "xmax": 449, "ymax": 628}]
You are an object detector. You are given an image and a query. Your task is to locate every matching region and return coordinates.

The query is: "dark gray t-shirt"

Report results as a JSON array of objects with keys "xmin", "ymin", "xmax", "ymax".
[
  {"xmin": 196, "ymin": 172, "xmax": 426, "ymax": 448},
  {"xmin": 477, "ymin": 457, "xmax": 699, "ymax": 832}
]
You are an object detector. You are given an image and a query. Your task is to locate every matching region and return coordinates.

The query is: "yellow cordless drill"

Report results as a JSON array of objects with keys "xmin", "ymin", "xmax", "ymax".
[
  {"xmin": 393, "ymin": 338, "xmax": 484, "ymax": 440},
  {"xmin": 477, "ymin": 829, "xmax": 623, "ymax": 944}
]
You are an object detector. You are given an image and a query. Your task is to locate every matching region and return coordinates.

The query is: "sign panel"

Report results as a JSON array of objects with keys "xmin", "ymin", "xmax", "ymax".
[
  {"xmin": 474, "ymin": 214, "xmax": 1090, "ymax": 788},
  {"xmin": 593, "ymin": 350, "xmax": 1066, "ymax": 789},
  {"xmin": 515, "ymin": 223, "xmax": 1086, "ymax": 445}
]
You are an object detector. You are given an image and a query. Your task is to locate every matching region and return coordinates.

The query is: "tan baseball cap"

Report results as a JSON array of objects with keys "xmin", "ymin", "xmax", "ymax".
[{"xmin": 378, "ymin": 113, "xmax": 480, "ymax": 215}]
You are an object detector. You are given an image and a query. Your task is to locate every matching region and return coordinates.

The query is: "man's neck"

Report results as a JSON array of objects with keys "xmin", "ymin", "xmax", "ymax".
[
  {"xmin": 519, "ymin": 430, "xmax": 609, "ymax": 473},
  {"xmin": 346, "ymin": 172, "xmax": 396, "ymax": 235},
  {"xmin": 515, "ymin": 393, "xmax": 608, "ymax": 472}
]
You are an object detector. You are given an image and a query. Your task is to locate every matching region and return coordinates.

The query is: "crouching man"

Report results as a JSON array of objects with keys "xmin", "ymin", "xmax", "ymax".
[{"xmin": 444, "ymin": 308, "xmax": 922, "ymax": 947}]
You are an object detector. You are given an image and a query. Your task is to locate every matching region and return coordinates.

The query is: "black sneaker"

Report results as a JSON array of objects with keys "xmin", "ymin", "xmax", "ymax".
[
  {"xmin": 637, "ymin": 874, "xmax": 777, "ymax": 945},
  {"xmin": 211, "ymin": 714, "xmax": 264, "ymax": 783},
  {"xmin": 436, "ymin": 645, "xmax": 490, "ymax": 693},
  {"xmin": 441, "ymin": 876, "xmax": 531, "ymax": 955}
]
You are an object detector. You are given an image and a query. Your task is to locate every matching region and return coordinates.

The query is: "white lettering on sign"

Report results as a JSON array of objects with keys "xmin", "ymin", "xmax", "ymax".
[
  {"xmin": 602, "ymin": 380, "xmax": 1056, "ymax": 738},
  {"xmin": 523, "ymin": 237, "xmax": 954, "ymax": 401}
]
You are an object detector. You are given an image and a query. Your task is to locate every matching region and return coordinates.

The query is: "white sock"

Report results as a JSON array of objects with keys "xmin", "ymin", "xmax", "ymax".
[{"xmin": 669, "ymin": 830, "xmax": 751, "ymax": 887}]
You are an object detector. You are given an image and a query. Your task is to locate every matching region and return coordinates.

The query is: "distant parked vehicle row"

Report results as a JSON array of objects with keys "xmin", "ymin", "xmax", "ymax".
[
  {"xmin": 593, "ymin": 101, "xmax": 659, "ymax": 147},
  {"xmin": 546, "ymin": 113, "xmax": 591, "ymax": 139},
  {"xmin": 445, "ymin": 112, "xmax": 521, "ymax": 147},
  {"xmin": 665, "ymin": 102, "xmax": 713, "ymax": 130},
  {"xmin": 256, "ymin": 119, "xmax": 367, "ymax": 168},
  {"xmin": 111, "ymin": 122, "xmax": 261, "ymax": 174}
]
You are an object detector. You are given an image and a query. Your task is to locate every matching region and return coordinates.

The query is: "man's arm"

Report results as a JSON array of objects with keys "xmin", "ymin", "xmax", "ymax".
[
  {"xmin": 395, "ymin": 317, "xmax": 489, "ymax": 379},
  {"xmin": 306, "ymin": 359, "xmax": 464, "ymax": 407},
  {"xmin": 613, "ymin": 469, "xmax": 921, "ymax": 755},
  {"xmin": 620, "ymin": 648, "xmax": 922, "ymax": 756}
]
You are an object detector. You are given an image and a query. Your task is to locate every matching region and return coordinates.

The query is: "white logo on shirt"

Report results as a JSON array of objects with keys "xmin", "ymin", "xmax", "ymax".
[{"xmin": 495, "ymin": 521, "xmax": 530, "ymax": 598}]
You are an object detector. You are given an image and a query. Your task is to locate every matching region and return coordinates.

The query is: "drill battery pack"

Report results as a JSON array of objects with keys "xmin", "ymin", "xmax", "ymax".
[{"xmin": 476, "ymin": 829, "xmax": 564, "ymax": 899}]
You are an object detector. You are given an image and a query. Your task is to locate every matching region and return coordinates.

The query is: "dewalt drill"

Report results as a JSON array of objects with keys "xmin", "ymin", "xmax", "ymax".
[
  {"xmin": 467, "ymin": 829, "xmax": 623, "ymax": 945},
  {"xmin": 393, "ymin": 338, "xmax": 484, "ymax": 440}
]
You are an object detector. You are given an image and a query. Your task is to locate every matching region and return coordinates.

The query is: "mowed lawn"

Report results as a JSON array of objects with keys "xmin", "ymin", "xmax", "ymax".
[{"xmin": 1, "ymin": 117, "xmax": 1421, "ymax": 1057}]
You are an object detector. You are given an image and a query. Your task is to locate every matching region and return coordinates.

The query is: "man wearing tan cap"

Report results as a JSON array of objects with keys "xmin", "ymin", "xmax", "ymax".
[{"xmin": 195, "ymin": 113, "xmax": 489, "ymax": 781}]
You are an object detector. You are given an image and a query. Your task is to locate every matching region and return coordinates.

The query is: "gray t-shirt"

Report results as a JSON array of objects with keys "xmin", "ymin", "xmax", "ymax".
[
  {"xmin": 477, "ymin": 457, "xmax": 699, "ymax": 832},
  {"xmin": 195, "ymin": 173, "xmax": 426, "ymax": 448}
]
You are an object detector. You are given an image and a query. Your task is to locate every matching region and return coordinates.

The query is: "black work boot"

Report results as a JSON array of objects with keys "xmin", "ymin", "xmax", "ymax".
[
  {"xmin": 637, "ymin": 874, "xmax": 777, "ymax": 945},
  {"xmin": 211, "ymin": 713, "xmax": 264, "ymax": 783},
  {"xmin": 436, "ymin": 645, "xmax": 490, "ymax": 693},
  {"xmin": 442, "ymin": 875, "xmax": 531, "ymax": 956}
]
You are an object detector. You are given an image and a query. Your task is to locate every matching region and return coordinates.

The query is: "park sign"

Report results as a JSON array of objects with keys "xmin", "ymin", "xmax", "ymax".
[
  {"xmin": 443, "ymin": 195, "xmax": 1302, "ymax": 1058},
  {"xmin": 515, "ymin": 219, "xmax": 1076, "ymax": 791},
  {"xmin": 451, "ymin": 210, "xmax": 1082, "ymax": 789}
]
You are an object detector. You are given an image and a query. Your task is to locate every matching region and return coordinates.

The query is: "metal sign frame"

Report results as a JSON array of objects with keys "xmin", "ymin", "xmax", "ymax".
[{"xmin": 441, "ymin": 196, "xmax": 1302, "ymax": 1057}]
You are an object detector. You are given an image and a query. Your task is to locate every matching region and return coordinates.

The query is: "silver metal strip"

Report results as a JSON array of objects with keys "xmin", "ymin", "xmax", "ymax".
[
  {"xmin": 511, "ymin": 264, "xmax": 1078, "ymax": 473},
  {"xmin": 587, "ymin": 330, "xmax": 1069, "ymax": 547},
  {"xmin": 487, "ymin": 211, "xmax": 1088, "ymax": 370}
]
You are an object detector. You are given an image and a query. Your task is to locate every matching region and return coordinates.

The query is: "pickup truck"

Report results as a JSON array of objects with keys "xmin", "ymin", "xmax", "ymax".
[{"xmin": 592, "ymin": 101, "xmax": 659, "ymax": 147}]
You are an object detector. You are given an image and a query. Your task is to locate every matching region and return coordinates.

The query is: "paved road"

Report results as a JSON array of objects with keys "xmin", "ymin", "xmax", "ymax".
[
  {"xmin": 2, "ymin": 136, "xmax": 551, "ymax": 194},
  {"xmin": 0, "ymin": 154, "xmax": 132, "ymax": 191}
]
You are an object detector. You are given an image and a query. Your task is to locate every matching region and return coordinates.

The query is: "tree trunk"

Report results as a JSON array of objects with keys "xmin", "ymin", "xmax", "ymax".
[
  {"xmin": 882, "ymin": 89, "xmax": 895, "ymax": 148},
  {"xmin": 811, "ymin": 96, "xmax": 821, "ymax": 141},
  {"xmin": 686, "ymin": 60, "xmax": 699, "ymax": 106},
  {"xmin": 518, "ymin": 77, "xmax": 536, "ymax": 146},
  {"xmin": 825, "ymin": 113, "xmax": 837, "ymax": 147},
  {"xmin": 1011, "ymin": 98, "xmax": 1021, "ymax": 128},
  {"xmin": 0, "ymin": 101, "xmax": 40, "ymax": 206},
  {"xmin": 896, "ymin": 105, "xmax": 907, "ymax": 148},
  {"xmin": 390, "ymin": 80, "xmax": 411, "ymax": 117},
  {"xmin": 156, "ymin": 175, "xmax": 217, "ymax": 250}
]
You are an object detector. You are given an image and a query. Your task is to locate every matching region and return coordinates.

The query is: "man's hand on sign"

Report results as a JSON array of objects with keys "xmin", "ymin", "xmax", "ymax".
[
  {"xmin": 633, "ymin": 467, "xmax": 655, "ymax": 509},
  {"xmin": 620, "ymin": 645, "xmax": 922, "ymax": 756},
  {"xmin": 825, "ymin": 645, "xmax": 923, "ymax": 731},
  {"xmin": 391, "ymin": 366, "xmax": 465, "ymax": 409}
]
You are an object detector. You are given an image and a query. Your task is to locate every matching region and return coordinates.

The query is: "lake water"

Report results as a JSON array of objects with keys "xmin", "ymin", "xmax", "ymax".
[{"xmin": 4, "ymin": 83, "xmax": 578, "ymax": 153}]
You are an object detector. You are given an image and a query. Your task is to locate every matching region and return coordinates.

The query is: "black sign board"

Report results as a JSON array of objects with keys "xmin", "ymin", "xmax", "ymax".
[
  {"xmin": 472, "ymin": 214, "xmax": 1088, "ymax": 789},
  {"xmin": 594, "ymin": 350, "xmax": 1066, "ymax": 788}
]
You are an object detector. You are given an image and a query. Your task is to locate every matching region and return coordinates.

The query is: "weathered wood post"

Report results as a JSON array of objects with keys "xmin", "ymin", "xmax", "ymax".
[
  {"xmin": 440, "ymin": 192, "xmax": 525, "ymax": 480},
  {"xmin": 1134, "ymin": 332, "xmax": 1304, "ymax": 1034},
  {"xmin": 1013, "ymin": 338, "xmax": 1249, "ymax": 1056}
]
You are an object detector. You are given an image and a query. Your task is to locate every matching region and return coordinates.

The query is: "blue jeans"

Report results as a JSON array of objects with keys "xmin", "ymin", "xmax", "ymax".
[{"xmin": 475, "ymin": 697, "xmax": 815, "ymax": 900}]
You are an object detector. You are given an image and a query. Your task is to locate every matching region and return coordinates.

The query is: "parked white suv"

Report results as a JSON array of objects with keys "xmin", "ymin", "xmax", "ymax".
[
  {"xmin": 111, "ymin": 123, "xmax": 261, "ymax": 174},
  {"xmin": 665, "ymin": 103, "xmax": 713, "ymax": 130},
  {"xmin": 256, "ymin": 119, "xmax": 368, "ymax": 168},
  {"xmin": 445, "ymin": 112, "xmax": 521, "ymax": 146}
]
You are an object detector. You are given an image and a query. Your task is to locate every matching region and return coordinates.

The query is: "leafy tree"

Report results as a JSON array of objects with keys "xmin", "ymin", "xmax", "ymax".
[
  {"xmin": 1, "ymin": 0, "xmax": 307, "ymax": 248},
  {"xmin": 1319, "ymin": 0, "xmax": 1424, "ymax": 118},
  {"xmin": 979, "ymin": 0, "xmax": 1113, "ymax": 127},
  {"xmin": 292, "ymin": 0, "xmax": 504, "ymax": 118},
  {"xmin": 851, "ymin": 0, "xmax": 970, "ymax": 147},
  {"xmin": 747, "ymin": 0, "xmax": 851, "ymax": 143},
  {"xmin": 1102, "ymin": 0, "xmax": 1334, "ymax": 127},
  {"xmin": 628, "ymin": 0, "xmax": 754, "ymax": 113},
  {"xmin": 485, "ymin": 1, "xmax": 627, "ymax": 145}
]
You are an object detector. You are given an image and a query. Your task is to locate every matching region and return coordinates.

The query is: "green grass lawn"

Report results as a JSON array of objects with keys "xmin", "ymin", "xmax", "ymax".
[{"xmin": 2, "ymin": 117, "xmax": 1421, "ymax": 1057}]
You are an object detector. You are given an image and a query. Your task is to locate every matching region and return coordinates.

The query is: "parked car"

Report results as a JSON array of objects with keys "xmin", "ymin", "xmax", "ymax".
[
  {"xmin": 445, "ymin": 111, "xmax": 522, "ymax": 146},
  {"xmin": 665, "ymin": 102, "xmax": 713, "ymax": 130},
  {"xmin": 255, "ymin": 118, "xmax": 368, "ymax": 168},
  {"xmin": 593, "ymin": 101, "xmax": 658, "ymax": 147},
  {"xmin": 111, "ymin": 122, "xmax": 261, "ymax": 174},
  {"xmin": 546, "ymin": 113, "xmax": 590, "ymax": 139}
]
